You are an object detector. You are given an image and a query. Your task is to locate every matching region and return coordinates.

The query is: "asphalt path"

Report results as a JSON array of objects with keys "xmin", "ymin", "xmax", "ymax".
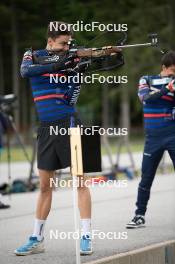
[{"xmin": 0, "ymin": 173, "xmax": 174, "ymax": 264}]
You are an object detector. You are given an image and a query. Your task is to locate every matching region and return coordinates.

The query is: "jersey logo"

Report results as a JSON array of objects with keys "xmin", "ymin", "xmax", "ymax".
[
  {"xmin": 44, "ymin": 55, "xmax": 60, "ymax": 62},
  {"xmin": 24, "ymin": 50, "xmax": 32, "ymax": 60},
  {"xmin": 144, "ymin": 153, "xmax": 152, "ymax": 157},
  {"xmin": 139, "ymin": 78, "xmax": 147, "ymax": 85},
  {"xmin": 151, "ymin": 77, "xmax": 172, "ymax": 85},
  {"xmin": 24, "ymin": 50, "xmax": 32, "ymax": 56}
]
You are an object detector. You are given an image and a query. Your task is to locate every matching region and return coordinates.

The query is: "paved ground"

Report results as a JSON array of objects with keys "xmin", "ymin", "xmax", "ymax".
[{"xmin": 0, "ymin": 173, "xmax": 174, "ymax": 264}]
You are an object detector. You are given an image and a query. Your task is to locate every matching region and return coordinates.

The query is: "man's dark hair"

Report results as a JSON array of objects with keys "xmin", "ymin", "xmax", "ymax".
[
  {"xmin": 161, "ymin": 51, "xmax": 175, "ymax": 67},
  {"xmin": 47, "ymin": 21, "xmax": 73, "ymax": 39}
]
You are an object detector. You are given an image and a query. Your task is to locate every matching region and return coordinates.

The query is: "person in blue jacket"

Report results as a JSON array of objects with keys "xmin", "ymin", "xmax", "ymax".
[
  {"xmin": 126, "ymin": 51, "xmax": 175, "ymax": 228},
  {"xmin": 14, "ymin": 21, "xmax": 93, "ymax": 256}
]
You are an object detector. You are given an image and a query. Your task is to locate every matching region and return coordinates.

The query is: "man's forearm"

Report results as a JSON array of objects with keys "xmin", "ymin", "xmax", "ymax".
[
  {"xmin": 143, "ymin": 86, "xmax": 169, "ymax": 102},
  {"xmin": 21, "ymin": 63, "xmax": 55, "ymax": 78}
]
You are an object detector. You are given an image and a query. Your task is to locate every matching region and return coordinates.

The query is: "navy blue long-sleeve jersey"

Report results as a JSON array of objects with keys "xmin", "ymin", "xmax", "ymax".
[
  {"xmin": 138, "ymin": 75, "xmax": 175, "ymax": 131},
  {"xmin": 20, "ymin": 49, "xmax": 81, "ymax": 122}
]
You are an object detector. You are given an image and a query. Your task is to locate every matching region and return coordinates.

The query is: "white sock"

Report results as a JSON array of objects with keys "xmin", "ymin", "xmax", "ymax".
[
  {"xmin": 32, "ymin": 219, "xmax": 46, "ymax": 241},
  {"xmin": 81, "ymin": 219, "xmax": 91, "ymax": 237}
]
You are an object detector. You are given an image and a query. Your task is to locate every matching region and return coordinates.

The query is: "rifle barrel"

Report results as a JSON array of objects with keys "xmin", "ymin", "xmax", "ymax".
[{"xmin": 116, "ymin": 42, "xmax": 156, "ymax": 48}]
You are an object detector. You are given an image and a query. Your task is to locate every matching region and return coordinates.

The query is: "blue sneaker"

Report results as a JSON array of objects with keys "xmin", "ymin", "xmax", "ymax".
[
  {"xmin": 80, "ymin": 235, "xmax": 93, "ymax": 255},
  {"xmin": 14, "ymin": 236, "xmax": 45, "ymax": 256}
]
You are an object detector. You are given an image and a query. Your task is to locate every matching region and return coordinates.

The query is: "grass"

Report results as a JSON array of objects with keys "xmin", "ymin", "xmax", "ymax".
[
  {"xmin": 0, "ymin": 146, "xmax": 33, "ymax": 162},
  {"xmin": 0, "ymin": 137, "xmax": 144, "ymax": 162}
]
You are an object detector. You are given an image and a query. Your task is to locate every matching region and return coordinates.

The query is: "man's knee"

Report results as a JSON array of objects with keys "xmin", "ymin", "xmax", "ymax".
[
  {"xmin": 77, "ymin": 184, "xmax": 88, "ymax": 191},
  {"xmin": 139, "ymin": 174, "xmax": 154, "ymax": 192},
  {"xmin": 77, "ymin": 175, "xmax": 86, "ymax": 189},
  {"xmin": 140, "ymin": 168, "xmax": 156, "ymax": 190},
  {"xmin": 39, "ymin": 169, "xmax": 54, "ymax": 194},
  {"xmin": 40, "ymin": 183, "xmax": 52, "ymax": 194}
]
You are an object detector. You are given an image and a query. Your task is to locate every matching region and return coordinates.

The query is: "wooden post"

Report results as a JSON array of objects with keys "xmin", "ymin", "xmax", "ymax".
[{"xmin": 70, "ymin": 126, "xmax": 83, "ymax": 264}]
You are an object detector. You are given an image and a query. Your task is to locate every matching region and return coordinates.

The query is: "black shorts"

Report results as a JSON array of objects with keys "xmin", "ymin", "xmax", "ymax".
[{"xmin": 37, "ymin": 115, "xmax": 101, "ymax": 172}]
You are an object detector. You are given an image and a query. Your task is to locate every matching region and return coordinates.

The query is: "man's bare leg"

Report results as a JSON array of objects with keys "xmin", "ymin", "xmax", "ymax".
[
  {"xmin": 31, "ymin": 169, "xmax": 55, "ymax": 241},
  {"xmin": 14, "ymin": 169, "xmax": 55, "ymax": 255},
  {"xmin": 78, "ymin": 176, "xmax": 92, "ymax": 254},
  {"xmin": 77, "ymin": 176, "xmax": 91, "ymax": 219},
  {"xmin": 36, "ymin": 169, "xmax": 55, "ymax": 219},
  {"xmin": 78, "ymin": 176, "xmax": 92, "ymax": 234}
]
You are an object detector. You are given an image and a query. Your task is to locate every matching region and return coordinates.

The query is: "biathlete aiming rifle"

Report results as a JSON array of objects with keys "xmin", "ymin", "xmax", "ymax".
[{"xmin": 32, "ymin": 33, "xmax": 161, "ymax": 264}]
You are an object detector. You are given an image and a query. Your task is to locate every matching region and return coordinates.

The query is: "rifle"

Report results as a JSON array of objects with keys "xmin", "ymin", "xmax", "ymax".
[{"xmin": 33, "ymin": 33, "xmax": 161, "ymax": 72}]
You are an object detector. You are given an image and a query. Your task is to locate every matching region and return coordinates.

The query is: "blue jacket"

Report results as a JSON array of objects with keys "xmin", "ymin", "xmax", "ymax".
[
  {"xmin": 138, "ymin": 75, "xmax": 175, "ymax": 131},
  {"xmin": 20, "ymin": 49, "xmax": 81, "ymax": 122}
]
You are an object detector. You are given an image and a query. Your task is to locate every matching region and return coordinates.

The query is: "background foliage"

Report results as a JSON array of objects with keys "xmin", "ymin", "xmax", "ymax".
[{"xmin": 0, "ymin": 0, "xmax": 174, "ymax": 139}]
